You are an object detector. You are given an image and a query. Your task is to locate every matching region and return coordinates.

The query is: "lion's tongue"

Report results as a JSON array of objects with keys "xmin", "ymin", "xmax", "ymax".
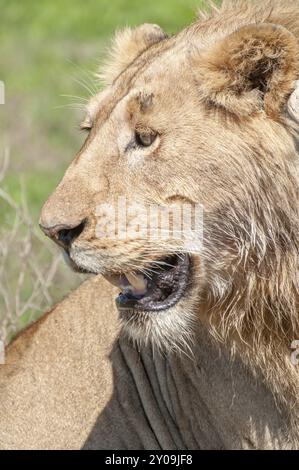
[{"xmin": 104, "ymin": 272, "xmax": 148, "ymax": 297}]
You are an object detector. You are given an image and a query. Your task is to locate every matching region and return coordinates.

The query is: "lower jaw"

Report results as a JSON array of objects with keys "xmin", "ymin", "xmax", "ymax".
[{"xmin": 115, "ymin": 254, "xmax": 191, "ymax": 313}]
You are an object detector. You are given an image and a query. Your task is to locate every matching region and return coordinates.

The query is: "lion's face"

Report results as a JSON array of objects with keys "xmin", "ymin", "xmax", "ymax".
[{"xmin": 40, "ymin": 20, "xmax": 299, "ymax": 350}]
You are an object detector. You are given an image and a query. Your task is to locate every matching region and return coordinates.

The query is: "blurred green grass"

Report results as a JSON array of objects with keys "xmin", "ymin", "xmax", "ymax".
[{"xmin": 0, "ymin": 0, "xmax": 206, "ymax": 338}]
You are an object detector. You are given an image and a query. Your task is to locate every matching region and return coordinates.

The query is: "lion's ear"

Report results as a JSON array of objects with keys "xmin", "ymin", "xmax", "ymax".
[
  {"xmin": 99, "ymin": 24, "xmax": 167, "ymax": 85},
  {"xmin": 196, "ymin": 23, "xmax": 299, "ymax": 118}
]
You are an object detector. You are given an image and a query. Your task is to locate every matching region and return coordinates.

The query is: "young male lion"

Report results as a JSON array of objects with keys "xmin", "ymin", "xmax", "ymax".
[{"xmin": 1, "ymin": 0, "xmax": 299, "ymax": 449}]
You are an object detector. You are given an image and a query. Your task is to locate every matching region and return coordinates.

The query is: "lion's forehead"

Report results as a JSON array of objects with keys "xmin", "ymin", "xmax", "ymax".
[{"xmin": 85, "ymin": 41, "xmax": 190, "ymax": 126}]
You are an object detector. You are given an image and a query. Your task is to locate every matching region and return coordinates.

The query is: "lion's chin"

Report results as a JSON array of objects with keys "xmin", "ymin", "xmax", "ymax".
[
  {"xmin": 105, "ymin": 254, "xmax": 194, "ymax": 351},
  {"xmin": 63, "ymin": 248, "xmax": 195, "ymax": 349}
]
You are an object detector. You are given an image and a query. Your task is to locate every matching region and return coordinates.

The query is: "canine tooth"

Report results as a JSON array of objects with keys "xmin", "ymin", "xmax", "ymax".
[{"xmin": 125, "ymin": 272, "xmax": 147, "ymax": 294}]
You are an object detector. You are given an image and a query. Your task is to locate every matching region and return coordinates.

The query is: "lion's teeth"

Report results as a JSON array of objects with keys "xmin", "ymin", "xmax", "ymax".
[
  {"xmin": 125, "ymin": 272, "xmax": 148, "ymax": 295},
  {"xmin": 103, "ymin": 272, "xmax": 148, "ymax": 296}
]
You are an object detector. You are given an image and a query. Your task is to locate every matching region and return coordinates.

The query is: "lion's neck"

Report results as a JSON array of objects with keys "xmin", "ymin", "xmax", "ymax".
[{"xmin": 88, "ymin": 331, "xmax": 294, "ymax": 449}]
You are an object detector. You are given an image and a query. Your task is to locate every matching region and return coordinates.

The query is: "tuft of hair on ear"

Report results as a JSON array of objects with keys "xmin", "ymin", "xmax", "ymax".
[
  {"xmin": 98, "ymin": 23, "xmax": 167, "ymax": 86},
  {"xmin": 195, "ymin": 23, "xmax": 299, "ymax": 119}
]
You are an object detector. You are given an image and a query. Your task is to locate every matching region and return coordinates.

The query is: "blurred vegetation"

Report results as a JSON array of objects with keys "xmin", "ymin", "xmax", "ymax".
[{"xmin": 0, "ymin": 0, "xmax": 204, "ymax": 340}]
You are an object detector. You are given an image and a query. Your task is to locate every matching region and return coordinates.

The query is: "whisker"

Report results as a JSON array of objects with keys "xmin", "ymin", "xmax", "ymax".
[
  {"xmin": 60, "ymin": 94, "xmax": 89, "ymax": 103},
  {"xmin": 66, "ymin": 59, "xmax": 99, "ymax": 94},
  {"xmin": 71, "ymin": 77, "xmax": 97, "ymax": 98},
  {"xmin": 52, "ymin": 104, "xmax": 86, "ymax": 111}
]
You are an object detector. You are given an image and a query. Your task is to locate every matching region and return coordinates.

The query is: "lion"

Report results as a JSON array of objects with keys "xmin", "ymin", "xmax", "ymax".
[{"xmin": 1, "ymin": 0, "xmax": 299, "ymax": 449}]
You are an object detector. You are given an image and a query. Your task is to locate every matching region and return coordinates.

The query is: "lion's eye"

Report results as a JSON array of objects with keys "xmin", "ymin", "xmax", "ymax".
[
  {"xmin": 80, "ymin": 116, "xmax": 93, "ymax": 133},
  {"xmin": 80, "ymin": 125, "xmax": 92, "ymax": 133},
  {"xmin": 135, "ymin": 130, "xmax": 157, "ymax": 147},
  {"xmin": 80, "ymin": 123, "xmax": 92, "ymax": 133}
]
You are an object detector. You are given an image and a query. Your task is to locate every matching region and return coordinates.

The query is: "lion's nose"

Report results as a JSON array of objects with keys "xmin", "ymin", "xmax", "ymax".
[{"xmin": 39, "ymin": 221, "xmax": 86, "ymax": 250}]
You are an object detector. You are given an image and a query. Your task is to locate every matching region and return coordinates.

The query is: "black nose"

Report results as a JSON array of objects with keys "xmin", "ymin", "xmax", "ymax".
[{"xmin": 40, "ymin": 221, "xmax": 86, "ymax": 250}]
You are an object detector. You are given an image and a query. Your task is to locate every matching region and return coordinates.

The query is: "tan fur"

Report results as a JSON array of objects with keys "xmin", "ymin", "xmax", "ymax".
[
  {"xmin": 0, "ymin": 278, "xmax": 121, "ymax": 449},
  {"xmin": 1, "ymin": 0, "xmax": 299, "ymax": 449},
  {"xmin": 98, "ymin": 23, "xmax": 168, "ymax": 85}
]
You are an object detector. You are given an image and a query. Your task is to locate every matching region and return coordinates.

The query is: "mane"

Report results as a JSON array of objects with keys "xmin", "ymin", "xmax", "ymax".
[
  {"xmin": 196, "ymin": 0, "xmax": 299, "ymax": 37},
  {"xmin": 194, "ymin": 0, "xmax": 299, "ymax": 442}
]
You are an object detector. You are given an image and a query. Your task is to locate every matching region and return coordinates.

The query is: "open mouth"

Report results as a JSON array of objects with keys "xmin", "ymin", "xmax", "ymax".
[{"xmin": 104, "ymin": 254, "xmax": 191, "ymax": 312}]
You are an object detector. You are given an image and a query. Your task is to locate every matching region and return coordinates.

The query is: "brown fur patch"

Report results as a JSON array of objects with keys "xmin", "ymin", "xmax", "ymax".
[{"xmin": 196, "ymin": 23, "xmax": 299, "ymax": 118}]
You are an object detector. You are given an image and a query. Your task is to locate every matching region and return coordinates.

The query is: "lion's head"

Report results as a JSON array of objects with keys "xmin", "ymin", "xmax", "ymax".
[{"xmin": 40, "ymin": 1, "xmax": 299, "ymax": 354}]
